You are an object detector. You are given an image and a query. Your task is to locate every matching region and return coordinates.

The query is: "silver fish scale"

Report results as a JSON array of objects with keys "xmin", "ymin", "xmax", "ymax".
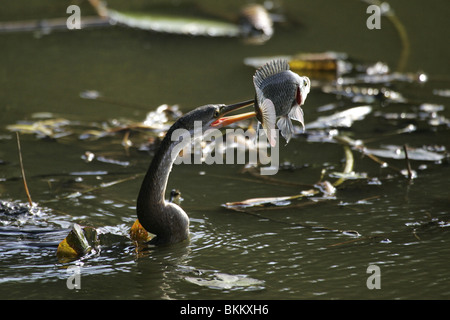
[{"xmin": 257, "ymin": 71, "xmax": 298, "ymax": 116}]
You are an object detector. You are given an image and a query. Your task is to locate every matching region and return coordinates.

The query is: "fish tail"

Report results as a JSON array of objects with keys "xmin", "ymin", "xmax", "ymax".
[
  {"xmin": 277, "ymin": 116, "xmax": 294, "ymax": 143},
  {"xmin": 288, "ymin": 105, "xmax": 305, "ymax": 132}
]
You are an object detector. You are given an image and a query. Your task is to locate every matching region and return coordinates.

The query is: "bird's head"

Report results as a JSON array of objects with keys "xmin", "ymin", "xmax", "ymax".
[{"xmin": 173, "ymin": 100, "xmax": 257, "ymax": 134}]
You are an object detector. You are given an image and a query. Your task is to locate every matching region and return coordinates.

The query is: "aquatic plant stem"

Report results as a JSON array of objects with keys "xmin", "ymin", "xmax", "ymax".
[
  {"xmin": 364, "ymin": 0, "xmax": 410, "ymax": 72},
  {"xmin": 386, "ymin": 9, "xmax": 410, "ymax": 72},
  {"xmin": 16, "ymin": 132, "xmax": 33, "ymax": 206},
  {"xmin": 333, "ymin": 145, "xmax": 354, "ymax": 187},
  {"xmin": 333, "ymin": 135, "xmax": 403, "ymax": 175},
  {"xmin": 403, "ymin": 144, "xmax": 413, "ymax": 180}
]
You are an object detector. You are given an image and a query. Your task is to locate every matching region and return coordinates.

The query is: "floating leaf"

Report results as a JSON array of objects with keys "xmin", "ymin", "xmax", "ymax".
[
  {"xmin": 56, "ymin": 238, "xmax": 78, "ymax": 260},
  {"xmin": 129, "ymin": 219, "xmax": 152, "ymax": 243},
  {"xmin": 56, "ymin": 224, "xmax": 98, "ymax": 262},
  {"xmin": 185, "ymin": 273, "xmax": 264, "ymax": 290},
  {"xmin": 78, "ymin": 104, "xmax": 181, "ymax": 140},
  {"xmin": 224, "ymin": 195, "xmax": 298, "ymax": 209},
  {"xmin": 64, "ymin": 224, "xmax": 90, "ymax": 253},
  {"xmin": 244, "ymin": 51, "xmax": 349, "ymax": 80},
  {"xmin": 88, "ymin": 0, "xmax": 273, "ymax": 41},
  {"xmin": 365, "ymin": 145, "xmax": 445, "ymax": 162},
  {"xmin": 329, "ymin": 171, "xmax": 368, "ymax": 180},
  {"xmin": 107, "ymin": 10, "xmax": 241, "ymax": 37},
  {"xmin": 7, "ymin": 118, "xmax": 71, "ymax": 138},
  {"xmin": 7, "ymin": 123, "xmax": 51, "ymax": 137},
  {"xmin": 322, "ymin": 84, "xmax": 407, "ymax": 104},
  {"xmin": 305, "ymin": 106, "xmax": 372, "ymax": 129},
  {"xmin": 244, "ymin": 52, "xmax": 348, "ymax": 71}
]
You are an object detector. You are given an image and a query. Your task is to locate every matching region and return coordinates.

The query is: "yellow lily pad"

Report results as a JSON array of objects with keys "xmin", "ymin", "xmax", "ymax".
[{"xmin": 56, "ymin": 237, "xmax": 79, "ymax": 261}]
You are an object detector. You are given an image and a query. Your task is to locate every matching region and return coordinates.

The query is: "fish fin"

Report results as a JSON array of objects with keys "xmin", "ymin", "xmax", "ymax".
[
  {"xmin": 254, "ymin": 122, "xmax": 262, "ymax": 145},
  {"xmin": 255, "ymin": 86, "xmax": 265, "ymax": 106},
  {"xmin": 253, "ymin": 59, "xmax": 290, "ymax": 88},
  {"xmin": 277, "ymin": 116, "xmax": 293, "ymax": 144},
  {"xmin": 289, "ymin": 105, "xmax": 305, "ymax": 131},
  {"xmin": 260, "ymin": 99, "xmax": 277, "ymax": 147}
]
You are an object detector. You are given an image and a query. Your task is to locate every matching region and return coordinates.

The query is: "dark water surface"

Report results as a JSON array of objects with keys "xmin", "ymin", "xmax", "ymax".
[{"xmin": 1, "ymin": 1, "xmax": 449, "ymax": 300}]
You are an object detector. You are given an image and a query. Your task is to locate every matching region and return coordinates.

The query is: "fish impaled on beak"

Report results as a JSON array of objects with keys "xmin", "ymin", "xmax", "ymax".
[
  {"xmin": 253, "ymin": 59, "xmax": 311, "ymax": 146},
  {"xmin": 210, "ymin": 99, "xmax": 256, "ymax": 128}
]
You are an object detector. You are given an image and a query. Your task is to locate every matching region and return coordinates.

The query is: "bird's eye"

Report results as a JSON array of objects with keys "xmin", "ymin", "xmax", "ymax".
[{"xmin": 214, "ymin": 109, "xmax": 220, "ymax": 118}]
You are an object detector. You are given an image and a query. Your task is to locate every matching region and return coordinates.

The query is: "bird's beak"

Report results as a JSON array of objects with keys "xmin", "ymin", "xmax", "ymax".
[{"xmin": 211, "ymin": 99, "xmax": 257, "ymax": 128}]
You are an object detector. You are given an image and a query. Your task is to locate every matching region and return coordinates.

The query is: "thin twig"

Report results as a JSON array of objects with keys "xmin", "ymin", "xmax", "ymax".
[
  {"xmin": 403, "ymin": 144, "xmax": 413, "ymax": 180},
  {"xmin": 16, "ymin": 132, "xmax": 33, "ymax": 206}
]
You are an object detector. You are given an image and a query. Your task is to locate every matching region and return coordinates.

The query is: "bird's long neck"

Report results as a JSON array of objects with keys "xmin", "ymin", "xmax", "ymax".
[{"xmin": 136, "ymin": 126, "xmax": 190, "ymax": 244}]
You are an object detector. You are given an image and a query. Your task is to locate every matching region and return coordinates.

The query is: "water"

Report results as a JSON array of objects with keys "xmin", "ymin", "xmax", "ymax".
[{"xmin": 1, "ymin": 0, "xmax": 449, "ymax": 300}]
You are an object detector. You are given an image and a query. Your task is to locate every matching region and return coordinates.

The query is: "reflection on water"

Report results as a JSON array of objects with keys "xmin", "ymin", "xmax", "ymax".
[{"xmin": 1, "ymin": 0, "xmax": 449, "ymax": 300}]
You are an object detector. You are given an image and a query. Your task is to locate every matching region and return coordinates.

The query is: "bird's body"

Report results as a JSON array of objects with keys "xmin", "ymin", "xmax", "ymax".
[
  {"xmin": 253, "ymin": 59, "xmax": 310, "ymax": 146},
  {"xmin": 136, "ymin": 120, "xmax": 189, "ymax": 245},
  {"xmin": 136, "ymin": 102, "xmax": 254, "ymax": 245}
]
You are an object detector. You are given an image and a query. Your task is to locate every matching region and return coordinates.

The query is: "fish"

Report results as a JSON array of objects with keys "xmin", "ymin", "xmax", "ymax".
[{"xmin": 253, "ymin": 59, "xmax": 310, "ymax": 146}]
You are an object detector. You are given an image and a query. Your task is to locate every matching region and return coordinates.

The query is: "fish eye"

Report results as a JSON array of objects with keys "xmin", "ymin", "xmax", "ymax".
[{"xmin": 303, "ymin": 78, "xmax": 309, "ymax": 87}]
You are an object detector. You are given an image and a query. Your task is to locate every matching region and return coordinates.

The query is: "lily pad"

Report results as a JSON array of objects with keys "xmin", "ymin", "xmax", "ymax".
[{"xmin": 108, "ymin": 10, "xmax": 241, "ymax": 37}]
